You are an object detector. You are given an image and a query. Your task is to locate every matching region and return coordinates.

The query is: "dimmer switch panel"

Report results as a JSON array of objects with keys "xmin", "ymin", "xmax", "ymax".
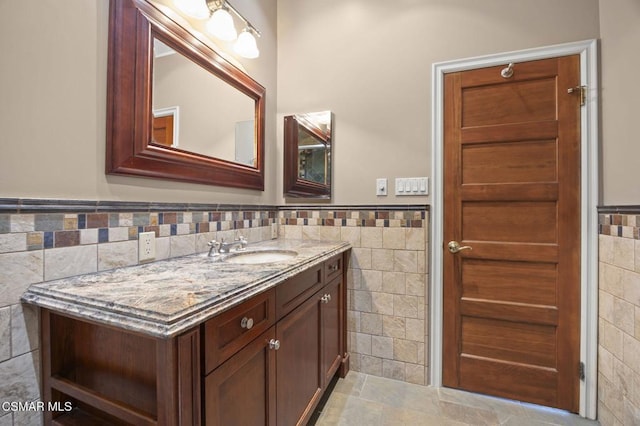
[{"xmin": 395, "ymin": 177, "xmax": 429, "ymax": 196}]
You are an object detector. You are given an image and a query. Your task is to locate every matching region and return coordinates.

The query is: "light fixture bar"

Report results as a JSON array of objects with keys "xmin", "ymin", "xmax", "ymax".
[{"xmin": 206, "ymin": 0, "xmax": 261, "ymax": 37}]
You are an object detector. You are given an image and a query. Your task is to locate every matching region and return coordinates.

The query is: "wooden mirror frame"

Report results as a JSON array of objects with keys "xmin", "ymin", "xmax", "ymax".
[
  {"xmin": 106, "ymin": 0, "xmax": 265, "ymax": 190},
  {"xmin": 283, "ymin": 114, "xmax": 332, "ymax": 198}
]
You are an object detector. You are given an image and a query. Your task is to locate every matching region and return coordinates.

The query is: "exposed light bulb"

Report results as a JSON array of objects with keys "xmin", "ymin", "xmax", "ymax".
[
  {"xmin": 206, "ymin": 7, "xmax": 237, "ymax": 41},
  {"xmin": 234, "ymin": 29, "xmax": 259, "ymax": 59},
  {"xmin": 173, "ymin": 0, "xmax": 209, "ymax": 19}
]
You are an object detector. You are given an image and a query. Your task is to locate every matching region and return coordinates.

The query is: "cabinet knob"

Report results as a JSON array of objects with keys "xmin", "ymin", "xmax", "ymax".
[
  {"xmin": 241, "ymin": 317, "xmax": 254, "ymax": 329},
  {"xmin": 268, "ymin": 339, "xmax": 280, "ymax": 350},
  {"xmin": 321, "ymin": 294, "xmax": 331, "ymax": 304},
  {"xmin": 329, "ymin": 264, "xmax": 339, "ymax": 272}
]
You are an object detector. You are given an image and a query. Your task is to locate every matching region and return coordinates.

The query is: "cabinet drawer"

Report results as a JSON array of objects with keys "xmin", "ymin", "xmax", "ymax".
[
  {"xmin": 324, "ymin": 253, "xmax": 343, "ymax": 283},
  {"xmin": 204, "ymin": 289, "xmax": 276, "ymax": 374},
  {"xmin": 276, "ymin": 264, "xmax": 323, "ymax": 320}
]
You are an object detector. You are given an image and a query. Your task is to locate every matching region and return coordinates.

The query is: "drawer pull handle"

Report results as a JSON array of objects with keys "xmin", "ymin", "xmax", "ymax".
[
  {"xmin": 269, "ymin": 339, "xmax": 280, "ymax": 350},
  {"xmin": 321, "ymin": 294, "xmax": 332, "ymax": 304},
  {"xmin": 241, "ymin": 317, "xmax": 254, "ymax": 330},
  {"xmin": 329, "ymin": 264, "xmax": 339, "ymax": 272}
]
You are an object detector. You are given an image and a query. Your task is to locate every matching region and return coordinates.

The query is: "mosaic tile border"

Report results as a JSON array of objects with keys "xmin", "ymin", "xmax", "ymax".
[
  {"xmin": 279, "ymin": 208, "xmax": 427, "ymax": 228},
  {"xmin": 0, "ymin": 208, "xmax": 277, "ymax": 252},
  {"xmin": 0, "ymin": 200, "xmax": 429, "ymax": 252},
  {"xmin": 598, "ymin": 206, "xmax": 640, "ymax": 239}
]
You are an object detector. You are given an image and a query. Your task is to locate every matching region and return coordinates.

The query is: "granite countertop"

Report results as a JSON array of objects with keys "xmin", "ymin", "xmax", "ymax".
[{"xmin": 21, "ymin": 239, "xmax": 351, "ymax": 338}]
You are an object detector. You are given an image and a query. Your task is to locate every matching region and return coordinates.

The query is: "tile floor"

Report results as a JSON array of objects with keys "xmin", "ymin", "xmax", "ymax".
[{"xmin": 311, "ymin": 372, "xmax": 600, "ymax": 426}]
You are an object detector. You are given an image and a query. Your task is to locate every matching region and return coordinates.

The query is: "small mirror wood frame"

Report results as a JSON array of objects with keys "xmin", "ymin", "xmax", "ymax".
[
  {"xmin": 283, "ymin": 113, "xmax": 332, "ymax": 198},
  {"xmin": 106, "ymin": 0, "xmax": 265, "ymax": 190}
]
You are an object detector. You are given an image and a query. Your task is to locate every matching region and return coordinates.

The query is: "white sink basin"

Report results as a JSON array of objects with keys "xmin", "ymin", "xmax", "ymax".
[{"xmin": 222, "ymin": 250, "xmax": 298, "ymax": 264}]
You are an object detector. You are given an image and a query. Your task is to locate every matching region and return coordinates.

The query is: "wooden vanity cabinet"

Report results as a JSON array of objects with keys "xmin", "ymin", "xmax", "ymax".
[
  {"xmin": 40, "ymin": 310, "xmax": 201, "ymax": 425},
  {"xmin": 204, "ymin": 252, "xmax": 348, "ymax": 426},
  {"xmin": 40, "ymin": 250, "xmax": 349, "ymax": 425}
]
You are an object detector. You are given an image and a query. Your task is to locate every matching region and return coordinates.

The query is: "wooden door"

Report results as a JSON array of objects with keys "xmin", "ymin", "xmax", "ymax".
[
  {"xmin": 152, "ymin": 115, "xmax": 174, "ymax": 147},
  {"xmin": 442, "ymin": 56, "xmax": 581, "ymax": 412},
  {"xmin": 276, "ymin": 291, "xmax": 322, "ymax": 426},
  {"xmin": 205, "ymin": 327, "xmax": 277, "ymax": 426},
  {"xmin": 321, "ymin": 277, "xmax": 342, "ymax": 388}
]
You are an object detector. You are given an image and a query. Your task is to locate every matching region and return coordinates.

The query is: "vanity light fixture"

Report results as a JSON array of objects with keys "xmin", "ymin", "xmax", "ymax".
[
  {"xmin": 206, "ymin": 3, "xmax": 237, "ymax": 41},
  {"xmin": 173, "ymin": 0, "xmax": 210, "ymax": 19},
  {"xmin": 173, "ymin": 0, "xmax": 261, "ymax": 58},
  {"xmin": 234, "ymin": 27, "xmax": 259, "ymax": 59}
]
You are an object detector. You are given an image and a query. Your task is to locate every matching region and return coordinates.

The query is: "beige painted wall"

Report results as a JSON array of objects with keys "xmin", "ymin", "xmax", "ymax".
[
  {"xmin": 0, "ymin": 0, "xmax": 277, "ymax": 204},
  {"xmin": 277, "ymin": 0, "xmax": 600, "ymax": 205},
  {"xmin": 599, "ymin": 0, "xmax": 640, "ymax": 206}
]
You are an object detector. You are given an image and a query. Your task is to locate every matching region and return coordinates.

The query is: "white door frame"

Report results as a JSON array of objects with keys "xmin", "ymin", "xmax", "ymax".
[{"xmin": 429, "ymin": 39, "xmax": 599, "ymax": 419}]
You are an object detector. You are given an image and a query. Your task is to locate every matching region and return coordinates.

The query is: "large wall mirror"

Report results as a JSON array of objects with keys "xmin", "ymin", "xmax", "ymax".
[
  {"xmin": 283, "ymin": 111, "xmax": 333, "ymax": 198},
  {"xmin": 106, "ymin": 0, "xmax": 265, "ymax": 189}
]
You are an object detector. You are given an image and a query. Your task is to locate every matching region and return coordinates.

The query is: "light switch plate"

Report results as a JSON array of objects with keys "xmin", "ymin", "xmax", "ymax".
[
  {"xmin": 139, "ymin": 231, "xmax": 156, "ymax": 262},
  {"xmin": 395, "ymin": 177, "xmax": 429, "ymax": 196},
  {"xmin": 376, "ymin": 178, "xmax": 388, "ymax": 196}
]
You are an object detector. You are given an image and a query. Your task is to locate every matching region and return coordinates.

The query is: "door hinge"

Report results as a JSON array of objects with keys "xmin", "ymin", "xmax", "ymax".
[
  {"xmin": 579, "ymin": 361, "xmax": 586, "ymax": 381},
  {"xmin": 568, "ymin": 85, "xmax": 587, "ymax": 106}
]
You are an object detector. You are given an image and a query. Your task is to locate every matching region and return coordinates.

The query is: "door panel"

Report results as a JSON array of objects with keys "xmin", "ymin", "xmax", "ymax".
[{"xmin": 443, "ymin": 56, "xmax": 581, "ymax": 412}]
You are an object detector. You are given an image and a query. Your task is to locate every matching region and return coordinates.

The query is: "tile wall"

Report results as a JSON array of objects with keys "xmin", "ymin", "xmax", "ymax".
[
  {"xmin": 0, "ymin": 200, "xmax": 277, "ymax": 426},
  {"xmin": 279, "ymin": 206, "xmax": 429, "ymax": 385},
  {"xmin": 598, "ymin": 211, "xmax": 640, "ymax": 425}
]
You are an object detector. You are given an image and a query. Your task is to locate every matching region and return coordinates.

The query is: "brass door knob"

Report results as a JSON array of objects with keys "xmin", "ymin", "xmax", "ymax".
[{"xmin": 448, "ymin": 241, "xmax": 472, "ymax": 254}]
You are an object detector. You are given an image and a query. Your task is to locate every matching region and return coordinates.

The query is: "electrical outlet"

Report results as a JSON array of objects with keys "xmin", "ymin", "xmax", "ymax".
[
  {"xmin": 271, "ymin": 223, "xmax": 278, "ymax": 239},
  {"xmin": 139, "ymin": 231, "xmax": 156, "ymax": 262}
]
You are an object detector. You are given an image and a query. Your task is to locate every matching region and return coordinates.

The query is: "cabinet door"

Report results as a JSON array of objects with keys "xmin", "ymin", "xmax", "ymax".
[
  {"xmin": 276, "ymin": 292, "xmax": 323, "ymax": 426},
  {"xmin": 320, "ymin": 277, "xmax": 342, "ymax": 388},
  {"xmin": 205, "ymin": 326, "xmax": 276, "ymax": 426}
]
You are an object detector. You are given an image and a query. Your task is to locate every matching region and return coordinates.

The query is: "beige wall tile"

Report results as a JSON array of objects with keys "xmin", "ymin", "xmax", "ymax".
[
  {"xmin": 340, "ymin": 227, "xmax": 361, "ymax": 248},
  {"xmin": 0, "ymin": 307, "xmax": 10, "ymax": 362},
  {"xmin": 382, "ymin": 315, "xmax": 405, "ymax": 339},
  {"xmin": 623, "ymin": 269, "xmax": 640, "ymax": 306},
  {"xmin": 354, "ymin": 332, "xmax": 372, "ymax": 355},
  {"xmin": 170, "ymin": 234, "xmax": 195, "ymax": 257},
  {"xmin": 371, "ymin": 249, "xmax": 394, "ymax": 271},
  {"xmin": 613, "ymin": 236, "xmax": 635, "ymax": 270},
  {"xmin": 361, "ymin": 227, "xmax": 382, "ymax": 249},
  {"xmin": 360, "ymin": 312, "xmax": 383, "ymax": 335},
  {"xmin": 406, "ymin": 273, "xmax": 425, "ymax": 297},
  {"xmin": 283, "ymin": 225, "xmax": 302, "ymax": 240},
  {"xmin": 371, "ymin": 292, "xmax": 394, "ymax": 315},
  {"xmin": 11, "ymin": 304, "xmax": 38, "ymax": 358},
  {"xmin": 351, "ymin": 248, "xmax": 372, "ymax": 270},
  {"xmin": 44, "ymin": 245, "xmax": 96, "ymax": 282},
  {"xmin": 0, "ymin": 251, "xmax": 44, "ymax": 307},
  {"xmin": 372, "ymin": 335, "xmax": 394, "ymax": 359},
  {"xmin": 360, "ymin": 355, "xmax": 382, "ymax": 376},
  {"xmin": 405, "ymin": 363, "xmax": 426, "ymax": 385},
  {"xmin": 405, "ymin": 228, "xmax": 426, "ymax": 250},
  {"xmin": 394, "ymin": 339, "xmax": 419, "ymax": 363},
  {"xmin": 394, "ymin": 295, "xmax": 419, "ymax": 318},
  {"xmin": 600, "ymin": 235, "xmax": 615, "ymax": 265},
  {"xmin": 319, "ymin": 226, "xmax": 341, "ymax": 241},
  {"xmin": 394, "ymin": 250, "xmax": 418, "ymax": 273},
  {"xmin": 623, "ymin": 333, "xmax": 640, "ymax": 374},
  {"xmin": 599, "ymin": 346, "xmax": 614, "ymax": 382},
  {"xmin": 361, "ymin": 270, "xmax": 383, "ymax": 292},
  {"xmin": 10, "ymin": 215, "xmax": 34, "ymax": 233},
  {"xmin": 383, "ymin": 228, "xmax": 405, "ymax": 249},
  {"xmin": 301, "ymin": 225, "xmax": 320, "ymax": 240},
  {"xmin": 0, "ymin": 233, "xmax": 26, "ymax": 254},
  {"xmin": 353, "ymin": 290, "xmax": 373, "ymax": 313},
  {"xmin": 601, "ymin": 319, "xmax": 624, "ymax": 359},
  {"xmin": 601, "ymin": 262, "xmax": 625, "ymax": 298},
  {"xmin": 0, "ymin": 350, "xmax": 40, "ymax": 403},
  {"xmin": 636, "ymin": 306, "xmax": 640, "ymax": 340},
  {"xmin": 382, "ymin": 271, "xmax": 406, "ymax": 295},
  {"xmin": 600, "ymin": 290, "xmax": 615, "ymax": 323},
  {"xmin": 156, "ymin": 237, "xmax": 171, "ymax": 261},
  {"xmin": 382, "ymin": 359, "xmax": 405, "ymax": 381},
  {"xmin": 613, "ymin": 296, "xmax": 636, "ymax": 336},
  {"xmin": 405, "ymin": 318, "xmax": 425, "ymax": 343},
  {"xmin": 108, "ymin": 226, "xmax": 129, "ymax": 242},
  {"xmin": 98, "ymin": 240, "xmax": 138, "ymax": 271}
]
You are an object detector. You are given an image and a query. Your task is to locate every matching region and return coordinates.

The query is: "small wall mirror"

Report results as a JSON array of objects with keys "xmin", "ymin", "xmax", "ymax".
[
  {"xmin": 283, "ymin": 111, "xmax": 333, "ymax": 198},
  {"xmin": 106, "ymin": 0, "xmax": 265, "ymax": 189}
]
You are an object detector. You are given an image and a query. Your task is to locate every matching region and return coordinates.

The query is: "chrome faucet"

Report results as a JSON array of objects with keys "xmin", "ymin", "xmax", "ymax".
[
  {"xmin": 219, "ymin": 236, "xmax": 248, "ymax": 253},
  {"xmin": 207, "ymin": 240, "xmax": 221, "ymax": 257}
]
